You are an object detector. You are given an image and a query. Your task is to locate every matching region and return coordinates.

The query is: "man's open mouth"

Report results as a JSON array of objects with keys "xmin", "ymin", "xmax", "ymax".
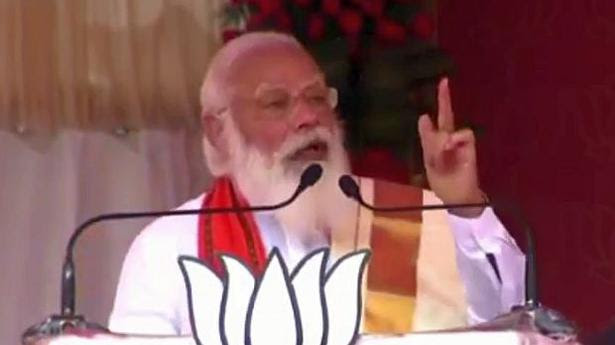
[{"xmin": 288, "ymin": 140, "xmax": 329, "ymax": 161}]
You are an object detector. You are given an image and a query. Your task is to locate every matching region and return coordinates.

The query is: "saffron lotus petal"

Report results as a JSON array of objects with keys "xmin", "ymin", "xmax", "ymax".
[
  {"xmin": 177, "ymin": 257, "xmax": 224, "ymax": 345},
  {"xmin": 220, "ymin": 256, "xmax": 256, "ymax": 345},
  {"xmin": 324, "ymin": 250, "xmax": 370, "ymax": 345},
  {"xmin": 248, "ymin": 250, "xmax": 301, "ymax": 345},
  {"xmin": 291, "ymin": 249, "xmax": 329, "ymax": 345}
]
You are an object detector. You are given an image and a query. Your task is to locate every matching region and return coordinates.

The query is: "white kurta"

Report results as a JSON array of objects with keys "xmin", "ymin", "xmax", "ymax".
[{"xmin": 108, "ymin": 193, "xmax": 525, "ymax": 335}]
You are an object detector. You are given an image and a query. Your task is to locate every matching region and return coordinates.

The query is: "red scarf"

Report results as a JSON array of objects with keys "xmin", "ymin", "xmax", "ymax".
[{"xmin": 197, "ymin": 177, "xmax": 267, "ymax": 276}]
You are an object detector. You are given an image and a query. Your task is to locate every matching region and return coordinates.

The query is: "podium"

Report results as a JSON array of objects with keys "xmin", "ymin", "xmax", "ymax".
[
  {"xmin": 23, "ymin": 305, "xmax": 581, "ymax": 345},
  {"xmin": 26, "ymin": 233, "xmax": 577, "ymax": 345},
  {"xmin": 24, "ymin": 329, "xmax": 581, "ymax": 345}
]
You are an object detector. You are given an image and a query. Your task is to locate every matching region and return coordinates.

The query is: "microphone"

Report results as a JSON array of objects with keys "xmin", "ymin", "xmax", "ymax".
[
  {"xmin": 339, "ymin": 175, "xmax": 489, "ymax": 213},
  {"xmin": 338, "ymin": 174, "xmax": 576, "ymax": 339},
  {"xmin": 339, "ymin": 175, "xmax": 531, "ymax": 294},
  {"xmin": 295, "ymin": 163, "xmax": 324, "ymax": 195},
  {"xmin": 22, "ymin": 164, "xmax": 323, "ymax": 341}
]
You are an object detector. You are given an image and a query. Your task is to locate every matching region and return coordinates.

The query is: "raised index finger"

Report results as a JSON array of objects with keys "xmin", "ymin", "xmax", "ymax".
[{"xmin": 437, "ymin": 78, "xmax": 455, "ymax": 132}]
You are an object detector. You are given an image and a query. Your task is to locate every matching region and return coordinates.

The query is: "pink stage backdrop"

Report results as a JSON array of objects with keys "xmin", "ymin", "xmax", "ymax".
[{"xmin": 439, "ymin": 1, "xmax": 615, "ymax": 334}]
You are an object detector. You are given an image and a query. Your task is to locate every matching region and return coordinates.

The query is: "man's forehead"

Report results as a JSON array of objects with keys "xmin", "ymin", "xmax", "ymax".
[
  {"xmin": 253, "ymin": 75, "xmax": 327, "ymax": 96},
  {"xmin": 227, "ymin": 47, "xmax": 324, "ymax": 95}
]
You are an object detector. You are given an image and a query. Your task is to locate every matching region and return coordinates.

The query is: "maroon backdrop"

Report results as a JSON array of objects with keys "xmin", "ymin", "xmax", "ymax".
[{"xmin": 439, "ymin": 1, "xmax": 615, "ymax": 334}]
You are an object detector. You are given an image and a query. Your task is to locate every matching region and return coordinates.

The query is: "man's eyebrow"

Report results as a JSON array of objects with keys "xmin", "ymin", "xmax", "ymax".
[
  {"xmin": 253, "ymin": 83, "xmax": 287, "ymax": 97},
  {"xmin": 252, "ymin": 74, "xmax": 327, "ymax": 97},
  {"xmin": 298, "ymin": 75, "xmax": 326, "ymax": 89}
]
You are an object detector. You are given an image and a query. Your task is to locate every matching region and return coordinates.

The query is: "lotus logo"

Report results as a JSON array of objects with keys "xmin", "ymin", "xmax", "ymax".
[{"xmin": 178, "ymin": 248, "xmax": 370, "ymax": 345}]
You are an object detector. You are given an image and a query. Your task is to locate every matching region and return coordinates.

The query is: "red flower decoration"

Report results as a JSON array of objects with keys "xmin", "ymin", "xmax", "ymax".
[
  {"xmin": 246, "ymin": 12, "xmax": 267, "ymax": 30},
  {"xmin": 322, "ymin": 0, "xmax": 341, "ymax": 16},
  {"xmin": 356, "ymin": 0, "xmax": 384, "ymax": 18},
  {"xmin": 254, "ymin": 0, "xmax": 282, "ymax": 16},
  {"xmin": 338, "ymin": 9, "xmax": 363, "ymax": 36},
  {"xmin": 294, "ymin": 0, "xmax": 312, "ymax": 7},
  {"xmin": 411, "ymin": 13, "xmax": 434, "ymax": 39},
  {"xmin": 222, "ymin": 29, "xmax": 243, "ymax": 43},
  {"xmin": 275, "ymin": 11, "xmax": 293, "ymax": 31},
  {"xmin": 376, "ymin": 18, "xmax": 407, "ymax": 44},
  {"xmin": 307, "ymin": 13, "xmax": 327, "ymax": 41},
  {"xmin": 347, "ymin": 34, "xmax": 361, "ymax": 58}
]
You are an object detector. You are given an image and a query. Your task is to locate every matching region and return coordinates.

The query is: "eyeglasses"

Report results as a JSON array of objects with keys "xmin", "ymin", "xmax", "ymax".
[{"xmin": 238, "ymin": 85, "xmax": 338, "ymax": 120}]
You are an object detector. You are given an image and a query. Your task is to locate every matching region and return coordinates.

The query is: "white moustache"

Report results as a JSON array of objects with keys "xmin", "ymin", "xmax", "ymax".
[{"xmin": 273, "ymin": 127, "xmax": 335, "ymax": 162}]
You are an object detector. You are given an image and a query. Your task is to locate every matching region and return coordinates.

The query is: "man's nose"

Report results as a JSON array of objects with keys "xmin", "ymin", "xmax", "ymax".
[{"xmin": 290, "ymin": 100, "xmax": 321, "ymax": 131}]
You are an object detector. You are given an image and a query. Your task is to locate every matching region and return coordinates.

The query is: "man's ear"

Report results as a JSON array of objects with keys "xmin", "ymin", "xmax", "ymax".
[{"xmin": 202, "ymin": 111, "xmax": 224, "ymax": 150}]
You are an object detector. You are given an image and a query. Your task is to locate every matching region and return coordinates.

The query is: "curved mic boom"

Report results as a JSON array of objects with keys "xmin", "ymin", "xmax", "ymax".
[
  {"xmin": 338, "ymin": 174, "xmax": 576, "ymax": 339},
  {"xmin": 338, "ymin": 175, "xmax": 536, "ymax": 303},
  {"xmin": 23, "ymin": 164, "xmax": 323, "ymax": 341},
  {"xmin": 60, "ymin": 163, "xmax": 323, "ymax": 317},
  {"xmin": 338, "ymin": 175, "xmax": 489, "ymax": 212}
]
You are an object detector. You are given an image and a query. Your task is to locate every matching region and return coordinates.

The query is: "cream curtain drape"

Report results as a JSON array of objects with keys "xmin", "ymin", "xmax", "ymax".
[
  {"xmin": 0, "ymin": 1, "xmax": 223, "ymax": 344},
  {"xmin": 0, "ymin": 0, "xmax": 222, "ymax": 133}
]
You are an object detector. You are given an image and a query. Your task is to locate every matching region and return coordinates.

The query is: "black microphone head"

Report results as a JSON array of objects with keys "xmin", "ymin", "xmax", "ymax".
[
  {"xmin": 338, "ymin": 175, "xmax": 360, "ymax": 200},
  {"xmin": 300, "ymin": 163, "xmax": 323, "ymax": 189}
]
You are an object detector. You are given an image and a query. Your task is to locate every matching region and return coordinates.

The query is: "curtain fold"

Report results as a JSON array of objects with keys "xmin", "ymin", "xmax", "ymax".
[{"xmin": 0, "ymin": 0, "xmax": 223, "ymax": 133}]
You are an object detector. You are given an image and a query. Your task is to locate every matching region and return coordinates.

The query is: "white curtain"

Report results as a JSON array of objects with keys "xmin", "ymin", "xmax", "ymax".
[
  {"xmin": 0, "ymin": 128, "xmax": 211, "ymax": 344},
  {"xmin": 0, "ymin": 0, "xmax": 224, "ymax": 343}
]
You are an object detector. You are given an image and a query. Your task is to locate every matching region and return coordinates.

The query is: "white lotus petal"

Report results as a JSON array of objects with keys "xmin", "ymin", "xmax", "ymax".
[
  {"xmin": 177, "ymin": 256, "xmax": 224, "ymax": 345},
  {"xmin": 220, "ymin": 255, "xmax": 256, "ymax": 345},
  {"xmin": 324, "ymin": 250, "xmax": 370, "ymax": 345},
  {"xmin": 291, "ymin": 249, "xmax": 328, "ymax": 345},
  {"xmin": 249, "ymin": 250, "xmax": 300, "ymax": 345}
]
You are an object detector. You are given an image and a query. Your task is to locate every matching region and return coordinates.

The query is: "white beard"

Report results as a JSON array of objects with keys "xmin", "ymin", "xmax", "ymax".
[{"xmin": 221, "ymin": 115, "xmax": 356, "ymax": 247}]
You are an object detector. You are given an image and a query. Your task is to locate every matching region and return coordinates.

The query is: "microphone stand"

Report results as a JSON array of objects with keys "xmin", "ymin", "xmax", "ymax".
[
  {"xmin": 22, "ymin": 164, "xmax": 323, "ymax": 344},
  {"xmin": 338, "ymin": 175, "xmax": 577, "ymax": 341},
  {"xmin": 468, "ymin": 199, "xmax": 577, "ymax": 342}
]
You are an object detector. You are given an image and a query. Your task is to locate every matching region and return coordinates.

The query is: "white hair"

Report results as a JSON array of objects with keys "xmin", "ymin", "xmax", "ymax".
[
  {"xmin": 200, "ymin": 31, "xmax": 305, "ymax": 176},
  {"xmin": 200, "ymin": 31, "xmax": 304, "ymax": 115}
]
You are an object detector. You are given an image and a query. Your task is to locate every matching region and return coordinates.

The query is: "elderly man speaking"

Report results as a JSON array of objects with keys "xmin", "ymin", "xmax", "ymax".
[{"xmin": 108, "ymin": 32, "xmax": 525, "ymax": 336}]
